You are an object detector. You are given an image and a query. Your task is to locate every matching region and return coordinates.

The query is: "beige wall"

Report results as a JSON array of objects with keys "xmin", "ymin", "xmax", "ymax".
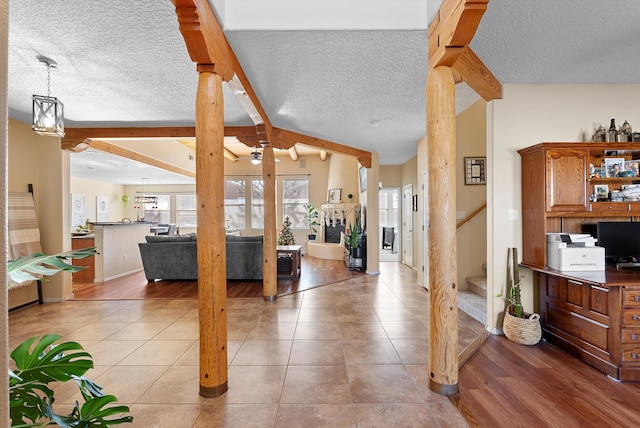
[
  {"xmin": 71, "ymin": 177, "xmax": 126, "ymax": 224},
  {"xmin": 487, "ymin": 83, "xmax": 640, "ymax": 332},
  {"xmin": 327, "ymin": 153, "xmax": 360, "ymax": 204},
  {"xmin": 8, "ymin": 119, "xmax": 70, "ymax": 306},
  {"xmin": 380, "ymin": 165, "xmax": 402, "ymax": 187},
  {"xmin": 456, "ymin": 100, "xmax": 487, "ymax": 290}
]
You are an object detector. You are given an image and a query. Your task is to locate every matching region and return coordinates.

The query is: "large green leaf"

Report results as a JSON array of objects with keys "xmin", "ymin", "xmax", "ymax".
[
  {"xmin": 49, "ymin": 396, "xmax": 132, "ymax": 427},
  {"xmin": 7, "ymin": 247, "xmax": 97, "ymax": 285},
  {"xmin": 11, "ymin": 335, "xmax": 93, "ymax": 384},
  {"xmin": 9, "ymin": 334, "xmax": 132, "ymax": 427}
]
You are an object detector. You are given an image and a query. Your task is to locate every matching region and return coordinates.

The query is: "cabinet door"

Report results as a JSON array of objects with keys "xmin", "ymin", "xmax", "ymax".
[{"xmin": 546, "ymin": 149, "xmax": 587, "ymax": 212}]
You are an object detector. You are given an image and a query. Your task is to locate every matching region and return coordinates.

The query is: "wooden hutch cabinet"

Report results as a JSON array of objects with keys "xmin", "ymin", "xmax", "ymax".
[
  {"xmin": 518, "ymin": 142, "xmax": 640, "ymax": 267},
  {"xmin": 519, "ymin": 142, "xmax": 640, "ymax": 381}
]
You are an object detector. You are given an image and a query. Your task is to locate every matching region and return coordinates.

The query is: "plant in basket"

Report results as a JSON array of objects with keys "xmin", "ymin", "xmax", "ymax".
[{"xmin": 498, "ymin": 247, "xmax": 541, "ymax": 345}]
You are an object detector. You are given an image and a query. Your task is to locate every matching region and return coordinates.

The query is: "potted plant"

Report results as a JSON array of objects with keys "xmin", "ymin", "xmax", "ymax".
[
  {"xmin": 499, "ymin": 247, "xmax": 541, "ymax": 345},
  {"xmin": 348, "ymin": 216, "xmax": 362, "ymax": 258},
  {"xmin": 7, "ymin": 247, "xmax": 133, "ymax": 426},
  {"xmin": 303, "ymin": 203, "xmax": 320, "ymax": 240}
]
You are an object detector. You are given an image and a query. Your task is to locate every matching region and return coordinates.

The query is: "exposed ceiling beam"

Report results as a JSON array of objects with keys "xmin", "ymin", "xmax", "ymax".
[
  {"xmin": 173, "ymin": 0, "xmax": 272, "ymax": 137},
  {"xmin": 173, "ymin": 0, "xmax": 234, "ymax": 80},
  {"xmin": 288, "ymin": 146, "xmax": 299, "ymax": 161},
  {"xmin": 177, "ymin": 138, "xmax": 239, "ymax": 162},
  {"xmin": 428, "ymin": 0, "xmax": 501, "ymax": 101},
  {"xmin": 61, "ymin": 126, "xmax": 258, "ymax": 149},
  {"xmin": 451, "ymin": 46, "xmax": 501, "ymax": 101},
  {"xmin": 271, "ymin": 128, "xmax": 372, "ymax": 168},
  {"xmin": 428, "ymin": 0, "xmax": 489, "ymax": 68},
  {"xmin": 66, "ymin": 139, "xmax": 196, "ymax": 179}
]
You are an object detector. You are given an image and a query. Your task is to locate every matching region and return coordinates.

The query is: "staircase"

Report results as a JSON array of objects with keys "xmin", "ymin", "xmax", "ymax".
[{"xmin": 458, "ymin": 263, "xmax": 487, "ymax": 325}]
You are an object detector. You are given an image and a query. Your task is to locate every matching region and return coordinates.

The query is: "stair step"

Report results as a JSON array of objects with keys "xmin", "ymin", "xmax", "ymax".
[
  {"xmin": 458, "ymin": 290, "xmax": 487, "ymax": 325},
  {"xmin": 466, "ymin": 276, "xmax": 487, "ymax": 298}
]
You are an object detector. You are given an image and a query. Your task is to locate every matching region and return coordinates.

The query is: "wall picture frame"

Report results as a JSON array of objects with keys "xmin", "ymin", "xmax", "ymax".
[
  {"xmin": 328, "ymin": 188, "xmax": 341, "ymax": 204},
  {"xmin": 358, "ymin": 166, "xmax": 367, "ymax": 193},
  {"xmin": 71, "ymin": 194, "xmax": 85, "ymax": 228},
  {"xmin": 96, "ymin": 195, "xmax": 109, "ymax": 222},
  {"xmin": 464, "ymin": 157, "xmax": 486, "ymax": 185}
]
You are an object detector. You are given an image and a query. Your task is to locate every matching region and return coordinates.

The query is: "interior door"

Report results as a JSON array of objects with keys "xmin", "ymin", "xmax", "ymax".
[
  {"xmin": 422, "ymin": 171, "xmax": 429, "ymax": 290},
  {"xmin": 402, "ymin": 184, "xmax": 413, "ymax": 267}
]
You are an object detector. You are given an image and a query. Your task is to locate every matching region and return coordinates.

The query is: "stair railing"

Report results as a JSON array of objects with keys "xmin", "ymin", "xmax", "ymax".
[{"xmin": 456, "ymin": 203, "xmax": 486, "ymax": 229}]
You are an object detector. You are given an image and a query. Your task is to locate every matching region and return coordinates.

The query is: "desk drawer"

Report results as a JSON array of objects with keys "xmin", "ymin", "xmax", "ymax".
[
  {"xmin": 622, "ymin": 328, "xmax": 640, "ymax": 344},
  {"xmin": 622, "ymin": 310, "xmax": 640, "ymax": 326},
  {"xmin": 622, "ymin": 345, "xmax": 640, "ymax": 363},
  {"xmin": 590, "ymin": 202, "xmax": 630, "ymax": 212},
  {"xmin": 623, "ymin": 290, "xmax": 640, "ymax": 307}
]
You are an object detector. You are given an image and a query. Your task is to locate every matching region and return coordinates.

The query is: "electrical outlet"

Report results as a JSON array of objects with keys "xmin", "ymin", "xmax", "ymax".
[{"xmin": 507, "ymin": 209, "xmax": 518, "ymax": 221}]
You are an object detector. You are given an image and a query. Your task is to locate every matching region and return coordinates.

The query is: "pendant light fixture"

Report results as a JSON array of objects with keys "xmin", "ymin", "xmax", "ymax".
[
  {"xmin": 32, "ymin": 55, "xmax": 65, "ymax": 137},
  {"xmin": 134, "ymin": 178, "xmax": 158, "ymax": 206}
]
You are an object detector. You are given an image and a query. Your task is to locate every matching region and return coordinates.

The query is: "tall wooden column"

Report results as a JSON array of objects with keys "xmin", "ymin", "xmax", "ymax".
[
  {"xmin": 262, "ymin": 146, "xmax": 277, "ymax": 300},
  {"xmin": 427, "ymin": 65, "xmax": 459, "ymax": 395},
  {"xmin": 195, "ymin": 65, "xmax": 228, "ymax": 397}
]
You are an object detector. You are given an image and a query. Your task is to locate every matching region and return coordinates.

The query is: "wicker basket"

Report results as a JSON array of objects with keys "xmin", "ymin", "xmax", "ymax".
[{"xmin": 503, "ymin": 308, "xmax": 541, "ymax": 345}]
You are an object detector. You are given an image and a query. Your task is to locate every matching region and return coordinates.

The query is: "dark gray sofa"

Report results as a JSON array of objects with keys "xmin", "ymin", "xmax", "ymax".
[{"xmin": 138, "ymin": 234, "xmax": 263, "ymax": 281}]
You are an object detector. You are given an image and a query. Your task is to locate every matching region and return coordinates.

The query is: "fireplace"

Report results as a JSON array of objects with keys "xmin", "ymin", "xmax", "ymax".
[{"xmin": 324, "ymin": 220, "xmax": 345, "ymax": 243}]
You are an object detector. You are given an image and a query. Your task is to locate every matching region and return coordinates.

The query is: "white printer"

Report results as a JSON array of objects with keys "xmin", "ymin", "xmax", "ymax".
[{"xmin": 546, "ymin": 233, "xmax": 605, "ymax": 271}]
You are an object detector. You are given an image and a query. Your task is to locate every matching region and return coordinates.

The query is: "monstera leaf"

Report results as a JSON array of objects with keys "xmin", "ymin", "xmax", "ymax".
[
  {"xmin": 9, "ymin": 334, "xmax": 132, "ymax": 427},
  {"xmin": 7, "ymin": 247, "xmax": 97, "ymax": 284}
]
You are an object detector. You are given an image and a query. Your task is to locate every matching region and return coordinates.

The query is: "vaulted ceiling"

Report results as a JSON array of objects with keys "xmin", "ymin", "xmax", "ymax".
[{"xmin": 8, "ymin": 1, "xmax": 640, "ymax": 184}]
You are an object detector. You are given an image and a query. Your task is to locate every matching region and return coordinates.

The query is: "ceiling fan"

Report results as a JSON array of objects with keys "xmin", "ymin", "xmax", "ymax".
[{"xmin": 237, "ymin": 148, "xmax": 280, "ymax": 165}]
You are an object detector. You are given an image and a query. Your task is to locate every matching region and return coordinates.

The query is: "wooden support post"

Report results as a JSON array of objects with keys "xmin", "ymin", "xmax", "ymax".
[
  {"xmin": 262, "ymin": 146, "xmax": 277, "ymax": 300},
  {"xmin": 427, "ymin": 65, "xmax": 459, "ymax": 395},
  {"xmin": 196, "ymin": 65, "xmax": 228, "ymax": 397}
]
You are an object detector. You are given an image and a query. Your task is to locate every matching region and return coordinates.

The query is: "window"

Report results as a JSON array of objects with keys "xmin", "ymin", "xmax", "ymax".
[
  {"xmin": 143, "ymin": 194, "xmax": 171, "ymax": 224},
  {"xmin": 282, "ymin": 178, "xmax": 309, "ymax": 229},
  {"xmin": 379, "ymin": 190, "xmax": 398, "ymax": 228},
  {"xmin": 225, "ymin": 179, "xmax": 246, "ymax": 229},
  {"xmin": 251, "ymin": 179, "xmax": 264, "ymax": 229},
  {"xmin": 176, "ymin": 193, "xmax": 197, "ymax": 228}
]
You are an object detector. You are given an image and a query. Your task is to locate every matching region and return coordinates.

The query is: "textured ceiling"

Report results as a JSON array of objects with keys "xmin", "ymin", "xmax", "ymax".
[{"xmin": 8, "ymin": 1, "xmax": 640, "ymax": 184}]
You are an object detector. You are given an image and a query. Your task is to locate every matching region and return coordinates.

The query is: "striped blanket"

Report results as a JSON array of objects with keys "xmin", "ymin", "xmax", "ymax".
[{"xmin": 8, "ymin": 192, "xmax": 42, "ymax": 289}]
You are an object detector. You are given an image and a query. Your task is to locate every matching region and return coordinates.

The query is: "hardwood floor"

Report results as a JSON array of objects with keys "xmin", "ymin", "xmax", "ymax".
[
  {"xmin": 453, "ymin": 334, "xmax": 640, "ymax": 427},
  {"xmin": 72, "ymin": 254, "xmax": 364, "ymax": 300}
]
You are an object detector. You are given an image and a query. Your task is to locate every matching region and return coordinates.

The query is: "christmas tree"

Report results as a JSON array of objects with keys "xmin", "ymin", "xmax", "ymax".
[{"xmin": 277, "ymin": 216, "xmax": 296, "ymax": 245}]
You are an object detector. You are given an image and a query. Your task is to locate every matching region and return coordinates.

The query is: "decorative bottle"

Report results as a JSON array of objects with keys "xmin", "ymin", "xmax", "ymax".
[{"xmin": 607, "ymin": 118, "xmax": 617, "ymax": 142}]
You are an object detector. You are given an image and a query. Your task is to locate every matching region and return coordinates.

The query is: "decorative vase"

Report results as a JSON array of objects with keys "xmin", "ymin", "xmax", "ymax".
[{"xmin": 503, "ymin": 306, "xmax": 541, "ymax": 345}]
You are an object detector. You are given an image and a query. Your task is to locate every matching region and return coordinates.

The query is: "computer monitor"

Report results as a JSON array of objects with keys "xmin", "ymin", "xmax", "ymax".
[{"xmin": 596, "ymin": 221, "xmax": 640, "ymax": 263}]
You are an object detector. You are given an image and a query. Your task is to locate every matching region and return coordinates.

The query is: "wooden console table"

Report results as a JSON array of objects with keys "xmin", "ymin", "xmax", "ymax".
[{"xmin": 276, "ymin": 245, "xmax": 302, "ymax": 280}]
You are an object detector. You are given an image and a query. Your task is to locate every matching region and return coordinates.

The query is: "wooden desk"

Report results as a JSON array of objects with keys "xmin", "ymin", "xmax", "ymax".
[
  {"xmin": 524, "ymin": 263, "xmax": 640, "ymax": 381},
  {"xmin": 276, "ymin": 245, "xmax": 302, "ymax": 280}
]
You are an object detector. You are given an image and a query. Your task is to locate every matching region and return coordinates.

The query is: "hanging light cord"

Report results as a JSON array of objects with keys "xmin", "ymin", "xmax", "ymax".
[{"xmin": 46, "ymin": 64, "xmax": 51, "ymax": 97}]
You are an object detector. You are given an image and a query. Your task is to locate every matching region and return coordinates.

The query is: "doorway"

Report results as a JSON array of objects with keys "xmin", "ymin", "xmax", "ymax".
[
  {"xmin": 402, "ymin": 184, "xmax": 413, "ymax": 267},
  {"xmin": 379, "ymin": 188, "xmax": 400, "ymax": 262}
]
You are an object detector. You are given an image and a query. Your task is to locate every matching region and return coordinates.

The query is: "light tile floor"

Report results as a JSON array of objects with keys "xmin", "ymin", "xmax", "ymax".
[{"xmin": 9, "ymin": 263, "xmax": 483, "ymax": 427}]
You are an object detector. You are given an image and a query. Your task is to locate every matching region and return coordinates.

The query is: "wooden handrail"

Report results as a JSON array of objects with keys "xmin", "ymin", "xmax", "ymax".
[{"xmin": 456, "ymin": 203, "xmax": 487, "ymax": 229}]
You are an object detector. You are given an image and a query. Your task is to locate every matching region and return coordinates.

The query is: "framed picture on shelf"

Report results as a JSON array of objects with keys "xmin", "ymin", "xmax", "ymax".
[
  {"xmin": 625, "ymin": 160, "xmax": 640, "ymax": 177},
  {"xmin": 464, "ymin": 157, "xmax": 486, "ymax": 185},
  {"xmin": 594, "ymin": 184, "xmax": 609, "ymax": 199},
  {"xmin": 328, "ymin": 188, "xmax": 341, "ymax": 204},
  {"xmin": 603, "ymin": 157, "xmax": 625, "ymax": 177}
]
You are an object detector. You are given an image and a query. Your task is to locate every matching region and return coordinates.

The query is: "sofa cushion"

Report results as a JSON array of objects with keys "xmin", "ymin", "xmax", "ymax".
[
  {"xmin": 145, "ymin": 235, "xmax": 195, "ymax": 243},
  {"xmin": 226, "ymin": 235, "xmax": 263, "ymax": 242}
]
